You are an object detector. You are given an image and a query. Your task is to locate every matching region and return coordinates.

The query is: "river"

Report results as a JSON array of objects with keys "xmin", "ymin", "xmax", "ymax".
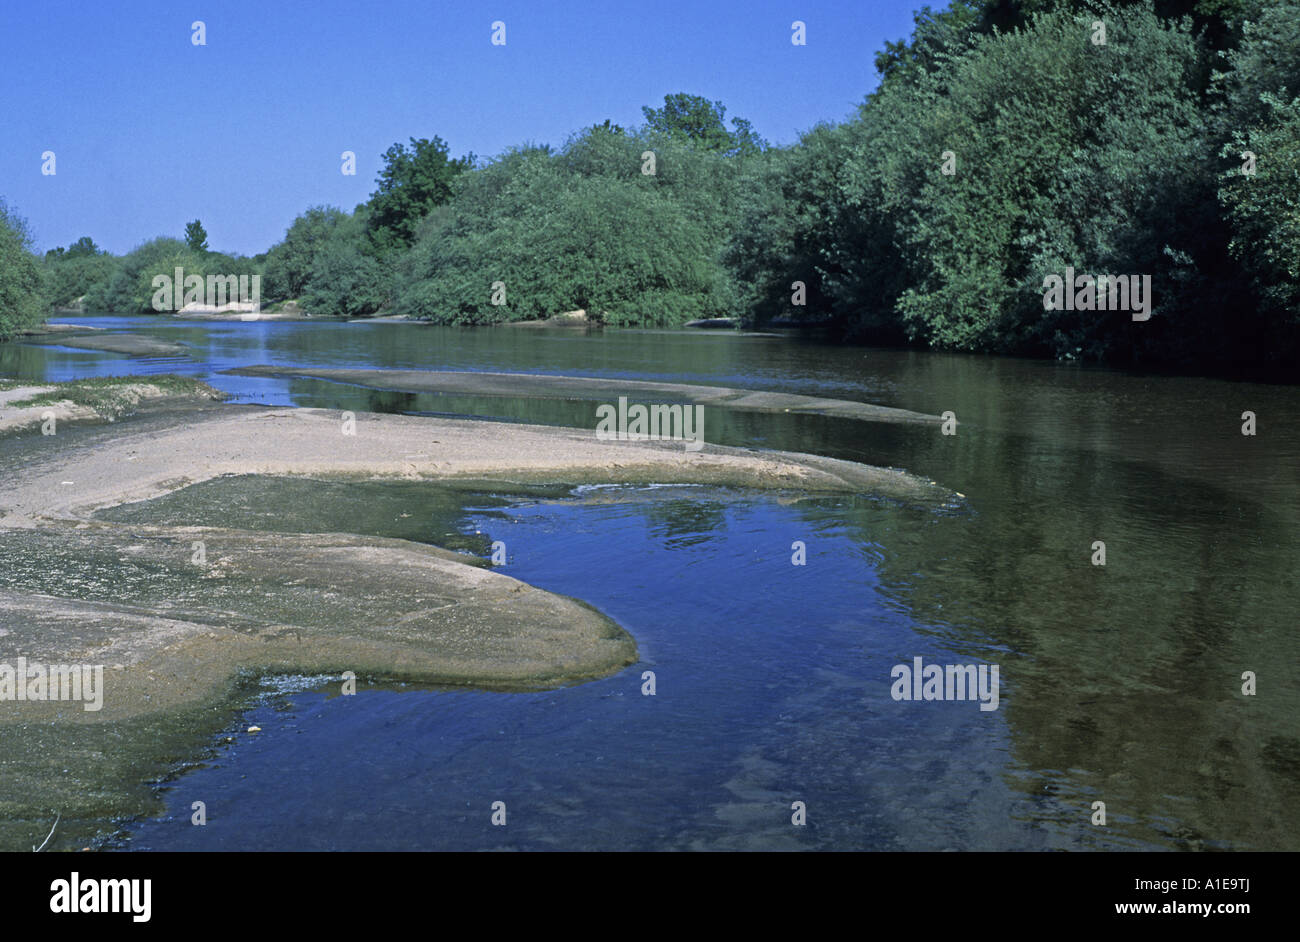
[{"xmin": 2, "ymin": 314, "xmax": 1297, "ymax": 850}]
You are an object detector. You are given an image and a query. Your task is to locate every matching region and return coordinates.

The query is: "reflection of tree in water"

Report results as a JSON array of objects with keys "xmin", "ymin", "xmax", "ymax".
[
  {"xmin": 360, "ymin": 388, "xmax": 421, "ymax": 415},
  {"xmin": 643, "ymin": 499, "xmax": 727, "ymax": 549},
  {"xmin": 286, "ymin": 379, "xmax": 420, "ymax": 416},
  {"xmin": 0, "ymin": 338, "xmax": 75, "ymax": 378},
  {"xmin": 831, "ymin": 424, "xmax": 1300, "ymax": 850}
]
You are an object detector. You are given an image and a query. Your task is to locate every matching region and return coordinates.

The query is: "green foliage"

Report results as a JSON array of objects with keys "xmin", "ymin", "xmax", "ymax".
[
  {"xmin": 395, "ymin": 127, "xmax": 743, "ymax": 326},
  {"xmin": 262, "ymin": 205, "xmax": 347, "ymax": 301},
  {"xmin": 184, "ymin": 219, "xmax": 209, "ymax": 253},
  {"xmin": 875, "ymin": 2, "xmax": 983, "ymax": 85},
  {"xmin": 0, "ymin": 200, "xmax": 46, "ymax": 339},
  {"xmin": 883, "ymin": 4, "xmax": 1211, "ymax": 358},
  {"xmin": 1220, "ymin": 93, "xmax": 1300, "ymax": 325},
  {"xmin": 366, "ymin": 137, "xmax": 474, "ymax": 253},
  {"xmin": 300, "ymin": 209, "xmax": 388, "ymax": 317},
  {"xmin": 42, "ymin": 237, "xmax": 115, "ymax": 307},
  {"xmin": 53, "ymin": 236, "xmax": 102, "ymax": 258},
  {"xmin": 1214, "ymin": 1, "xmax": 1300, "ymax": 339},
  {"xmin": 640, "ymin": 93, "xmax": 767, "ymax": 157},
  {"xmin": 727, "ymin": 123, "xmax": 899, "ymax": 332},
  {"xmin": 733, "ymin": 0, "xmax": 1297, "ymax": 370},
  {"xmin": 1215, "ymin": 1, "xmax": 1300, "ymax": 129},
  {"xmin": 81, "ymin": 237, "xmax": 210, "ymax": 313}
]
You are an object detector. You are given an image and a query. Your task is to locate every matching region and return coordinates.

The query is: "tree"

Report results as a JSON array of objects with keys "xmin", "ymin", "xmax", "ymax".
[
  {"xmin": 184, "ymin": 219, "xmax": 209, "ymax": 252},
  {"xmin": 41, "ymin": 236, "xmax": 115, "ymax": 307},
  {"xmin": 726, "ymin": 123, "xmax": 892, "ymax": 331},
  {"xmin": 640, "ymin": 93, "xmax": 767, "ymax": 157},
  {"xmin": 1217, "ymin": 4, "xmax": 1300, "ymax": 350},
  {"xmin": 262, "ymin": 206, "xmax": 347, "ymax": 301},
  {"xmin": 729, "ymin": 1, "xmax": 1248, "ymax": 366},
  {"xmin": 874, "ymin": 2, "xmax": 982, "ymax": 85},
  {"xmin": 0, "ymin": 199, "xmax": 47, "ymax": 338},
  {"xmin": 66, "ymin": 236, "xmax": 102, "ymax": 258},
  {"xmin": 396, "ymin": 131, "xmax": 742, "ymax": 326},
  {"xmin": 300, "ymin": 209, "xmax": 388, "ymax": 317},
  {"xmin": 78, "ymin": 236, "xmax": 211, "ymax": 314},
  {"xmin": 1220, "ymin": 93, "xmax": 1300, "ymax": 327},
  {"xmin": 366, "ymin": 136, "xmax": 474, "ymax": 253}
]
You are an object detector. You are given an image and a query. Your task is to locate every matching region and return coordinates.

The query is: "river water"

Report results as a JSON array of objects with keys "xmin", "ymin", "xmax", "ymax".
[{"xmin": 3, "ymin": 315, "xmax": 1297, "ymax": 850}]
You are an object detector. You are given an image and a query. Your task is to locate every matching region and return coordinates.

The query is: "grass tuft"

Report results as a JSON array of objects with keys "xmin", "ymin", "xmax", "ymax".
[{"xmin": 5, "ymin": 374, "xmax": 227, "ymax": 419}]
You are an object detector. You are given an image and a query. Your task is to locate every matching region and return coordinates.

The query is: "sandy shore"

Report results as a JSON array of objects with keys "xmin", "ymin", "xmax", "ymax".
[{"xmin": 3, "ymin": 402, "xmax": 950, "ymax": 527}]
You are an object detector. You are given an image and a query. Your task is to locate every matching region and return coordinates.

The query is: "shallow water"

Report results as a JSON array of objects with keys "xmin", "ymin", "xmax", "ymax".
[
  {"xmin": 112, "ymin": 479, "xmax": 1045, "ymax": 851},
  {"xmin": 2, "ymin": 315, "xmax": 1298, "ymax": 850}
]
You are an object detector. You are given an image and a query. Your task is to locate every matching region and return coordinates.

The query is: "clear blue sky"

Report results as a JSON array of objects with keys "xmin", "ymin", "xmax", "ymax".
[{"xmin": 1, "ymin": 0, "xmax": 922, "ymax": 257}]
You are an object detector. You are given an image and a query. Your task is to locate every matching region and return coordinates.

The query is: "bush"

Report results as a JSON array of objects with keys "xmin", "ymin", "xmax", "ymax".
[
  {"xmin": 300, "ymin": 210, "xmax": 388, "ymax": 317},
  {"xmin": 262, "ymin": 206, "xmax": 347, "ymax": 301},
  {"xmin": 42, "ymin": 238, "xmax": 117, "ymax": 308},
  {"xmin": 0, "ymin": 200, "xmax": 47, "ymax": 339},
  {"xmin": 396, "ymin": 127, "xmax": 746, "ymax": 326},
  {"xmin": 82, "ymin": 237, "xmax": 211, "ymax": 313}
]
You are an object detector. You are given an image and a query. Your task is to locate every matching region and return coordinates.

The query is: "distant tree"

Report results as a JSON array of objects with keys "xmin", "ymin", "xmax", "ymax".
[
  {"xmin": 640, "ymin": 93, "xmax": 767, "ymax": 157},
  {"xmin": 184, "ymin": 219, "xmax": 209, "ymax": 252},
  {"xmin": 45, "ymin": 237, "xmax": 101, "ymax": 260},
  {"xmin": 301, "ymin": 210, "xmax": 388, "ymax": 317},
  {"xmin": 262, "ymin": 206, "xmax": 347, "ymax": 300},
  {"xmin": 41, "ymin": 236, "xmax": 116, "ymax": 307},
  {"xmin": 65, "ymin": 236, "xmax": 102, "ymax": 257},
  {"xmin": 366, "ymin": 136, "xmax": 474, "ymax": 252},
  {"xmin": 396, "ymin": 132, "xmax": 741, "ymax": 326},
  {"xmin": 77, "ymin": 236, "xmax": 209, "ymax": 314}
]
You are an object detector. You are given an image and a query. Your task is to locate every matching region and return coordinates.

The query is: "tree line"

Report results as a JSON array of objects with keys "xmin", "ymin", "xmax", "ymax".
[{"xmin": 3, "ymin": 0, "xmax": 1296, "ymax": 374}]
